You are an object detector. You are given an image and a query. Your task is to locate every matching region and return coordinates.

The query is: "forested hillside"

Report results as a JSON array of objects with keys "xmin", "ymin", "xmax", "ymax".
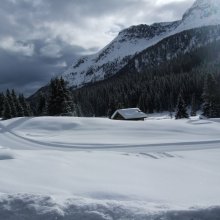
[{"xmin": 71, "ymin": 26, "xmax": 220, "ymax": 117}]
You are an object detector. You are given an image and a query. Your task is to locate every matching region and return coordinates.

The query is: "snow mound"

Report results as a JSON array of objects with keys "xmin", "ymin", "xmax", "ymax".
[
  {"xmin": 0, "ymin": 194, "xmax": 220, "ymax": 220},
  {"xmin": 0, "ymin": 117, "xmax": 81, "ymax": 132},
  {"xmin": 16, "ymin": 117, "xmax": 81, "ymax": 132},
  {"xmin": 0, "ymin": 147, "xmax": 14, "ymax": 160}
]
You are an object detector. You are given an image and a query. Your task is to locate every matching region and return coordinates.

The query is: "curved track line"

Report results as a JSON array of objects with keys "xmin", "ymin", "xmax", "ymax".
[
  {"xmin": 1, "ymin": 127, "xmax": 220, "ymax": 153},
  {"xmin": 1, "ymin": 119, "xmax": 220, "ymax": 152}
]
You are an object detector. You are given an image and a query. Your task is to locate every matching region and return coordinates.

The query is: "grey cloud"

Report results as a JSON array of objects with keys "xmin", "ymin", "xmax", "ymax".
[
  {"xmin": 156, "ymin": 1, "xmax": 193, "ymax": 20},
  {"xmin": 0, "ymin": 38, "xmax": 86, "ymax": 95}
]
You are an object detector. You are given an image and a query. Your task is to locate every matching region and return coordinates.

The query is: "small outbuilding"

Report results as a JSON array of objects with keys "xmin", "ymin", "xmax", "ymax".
[{"xmin": 111, "ymin": 108, "xmax": 147, "ymax": 121}]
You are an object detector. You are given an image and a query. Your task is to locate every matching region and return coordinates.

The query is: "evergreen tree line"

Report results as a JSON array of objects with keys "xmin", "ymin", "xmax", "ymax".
[
  {"xmin": 0, "ymin": 89, "xmax": 32, "ymax": 120},
  {"xmin": 35, "ymin": 77, "xmax": 82, "ymax": 117},
  {"xmin": 175, "ymin": 72, "xmax": 220, "ymax": 119},
  {"xmin": 202, "ymin": 73, "xmax": 220, "ymax": 118},
  {"xmin": 32, "ymin": 71, "xmax": 220, "ymax": 120}
]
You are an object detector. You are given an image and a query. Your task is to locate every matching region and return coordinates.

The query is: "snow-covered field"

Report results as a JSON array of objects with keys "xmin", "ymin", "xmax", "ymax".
[{"xmin": 0, "ymin": 116, "xmax": 220, "ymax": 219}]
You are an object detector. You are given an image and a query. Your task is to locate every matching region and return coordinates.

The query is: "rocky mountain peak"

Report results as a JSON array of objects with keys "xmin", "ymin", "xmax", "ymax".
[{"xmin": 117, "ymin": 22, "xmax": 179, "ymax": 42}]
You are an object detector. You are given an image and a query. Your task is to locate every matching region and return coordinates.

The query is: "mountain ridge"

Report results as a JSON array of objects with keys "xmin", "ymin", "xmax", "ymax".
[{"xmin": 62, "ymin": 0, "xmax": 220, "ymax": 89}]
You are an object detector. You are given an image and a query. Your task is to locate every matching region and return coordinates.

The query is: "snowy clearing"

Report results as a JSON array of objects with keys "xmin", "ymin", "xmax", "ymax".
[
  {"xmin": 0, "ymin": 116, "xmax": 220, "ymax": 219},
  {"xmin": 1, "ymin": 116, "xmax": 220, "ymax": 151}
]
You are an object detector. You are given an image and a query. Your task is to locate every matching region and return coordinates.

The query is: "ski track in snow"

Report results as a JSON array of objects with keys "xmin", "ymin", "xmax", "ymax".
[{"xmin": 0, "ymin": 117, "xmax": 220, "ymax": 152}]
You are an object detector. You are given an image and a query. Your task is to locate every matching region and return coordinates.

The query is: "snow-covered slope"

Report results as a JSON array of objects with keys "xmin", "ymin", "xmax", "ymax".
[
  {"xmin": 1, "ymin": 116, "xmax": 220, "ymax": 219},
  {"xmin": 63, "ymin": 0, "xmax": 220, "ymax": 89},
  {"xmin": 63, "ymin": 22, "xmax": 179, "ymax": 88}
]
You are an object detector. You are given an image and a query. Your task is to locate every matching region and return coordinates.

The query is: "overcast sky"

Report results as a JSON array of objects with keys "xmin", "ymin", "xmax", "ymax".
[{"xmin": 0, "ymin": 0, "xmax": 194, "ymax": 96}]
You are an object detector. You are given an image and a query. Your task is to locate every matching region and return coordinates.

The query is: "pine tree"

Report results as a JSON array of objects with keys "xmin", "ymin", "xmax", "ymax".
[
  {"xmin": 59, "ymin": 77, "xmax": 72, "ymax": 115},
  {"xmin": 71, "ymin": 103, "xmax": 82, "ymax": 117},
  {"xmin": 11, "ymin": 89, "xmax": 24, "ymax": 117},
  {"xmin": 190, "ymin": 94, "xmax": 197, "ymax": 116},
  {"xmin": 19, "ymin": 94, "xmax": 32, "ymax": 117},
  {"xmin": 2, "ymin": 97, "xmax": 12, "ymax": 120},
  {"xmin": 16, "ymin": 100, "xmax": 25, "ymax": 117},
  {"xmin": 202, "ymin": 73, "xmax": 220, "ymax": 118},
  {"xmin": 37, "ymin": 92, "xmax": 47, "ymax": 116},
  {"xmin": 168, "ymin": 93, "xmax": 174, "ymax": 113},
  {"xmin": 154, "ymin": 94, "xmax": 161, "ymax": 112},
  {"xmin": 0, "ymin": 93, "xmax": 5, "ymax": 117},
  {"xmin": 175, "ymin": 93, "xmax": 189, "ymax": 119},
  {"xmin": 47, "ymin": 77, "xmax": 73, "ymax": 116},
  {"xmin": 107, "ymin": 99, "xmax": 116, "ymax": 118},
  {"xmin": 6, "ymin": 89, "xmax": 17, "ymax": 118},
  {"xmin": 47, "ymin": 78, "xmax": 57, "ymax": 115}
]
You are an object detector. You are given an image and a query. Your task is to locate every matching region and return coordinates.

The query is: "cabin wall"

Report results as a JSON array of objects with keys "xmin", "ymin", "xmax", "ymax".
[
  {"xmin": 112, "ymin": 113, "xmax": 125, "ymax": 120},
  {"xmin": 127, "ymin": 118, "xmax": 145, "ymax": 121}
]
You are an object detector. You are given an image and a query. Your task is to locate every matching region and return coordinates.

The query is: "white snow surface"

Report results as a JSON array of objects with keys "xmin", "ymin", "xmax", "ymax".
[
  {"xmin": 63, "ymin": 0, "xmax": 220, "ymax": 89},
  {"xmin": 0, "ymin": 116, "xmax": 220, "ymax": 218},
  {"xmin": 178, "ymin": 0, "xmax": 220, "ymax": 31}
]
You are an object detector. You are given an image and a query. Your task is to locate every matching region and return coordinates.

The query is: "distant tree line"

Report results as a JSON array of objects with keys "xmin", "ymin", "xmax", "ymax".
[
  {"xmin": 72, "ymin": 66, "xmax": 220, "ymax": 119},
  {"xmin": 2, "ymin": 72, "xmax": 220, "ymax": 121},
  {"xmin": 33, "ymin": 71, "xmax": 220, "ymax": 120},
  {"xmin": 0, "ymin": 89, "xmax": 32, "ymax": 120},
  {"xmin": 202, "ymin": 73, "xmax": 220, "ymax": 118},
  {"xmin": 174, "ymin": 73, "xmax": 220, "ymax": 119}
]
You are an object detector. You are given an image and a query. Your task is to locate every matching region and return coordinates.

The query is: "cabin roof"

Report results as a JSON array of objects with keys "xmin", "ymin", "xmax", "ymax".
[{"xmin": 111, "ymin": 108, "xmax": 147, "ymax": 120}]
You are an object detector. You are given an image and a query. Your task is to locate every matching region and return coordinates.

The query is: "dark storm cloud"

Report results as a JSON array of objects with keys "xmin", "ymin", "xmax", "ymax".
[
  {"xmin": 0, "ymin": 38, "xmax": 87, "ymax": 95},
  {"xmin": 0, "ymin": 0, "xmax": 194, "ymax": 95}
]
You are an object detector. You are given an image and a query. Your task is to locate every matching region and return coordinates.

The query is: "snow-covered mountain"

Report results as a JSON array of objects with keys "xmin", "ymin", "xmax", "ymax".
[
  {"xmin": 63, "ymin": 22, "xmax": 179, "ymax": 88},
  {"xmin": 63, "ymin": 0, "xmax": 220, "ymax": 89}
]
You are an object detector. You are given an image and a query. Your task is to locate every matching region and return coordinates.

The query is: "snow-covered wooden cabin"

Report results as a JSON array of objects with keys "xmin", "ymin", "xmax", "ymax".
[{"xmin": 111, "ymin": 108, "xmax": 147, "ymax": 121}]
